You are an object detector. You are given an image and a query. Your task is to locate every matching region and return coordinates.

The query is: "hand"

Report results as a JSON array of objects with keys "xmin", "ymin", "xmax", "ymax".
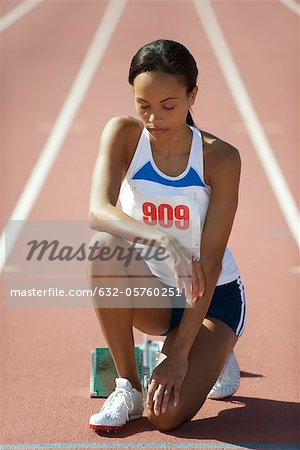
[
  {"xmin": 160, "ymin": 234, "xmax": 205, "ymax": 305},
  {"xmin": 160, "ymin": 233, "xmax": 194, "ymax": 301},
  {"xmin": 192, "ymin": 257, "xmax": 206, "ymax": 304},
  {"xmin": 146, "ymin": 355, "xmax": 189, "ymax": 415}
]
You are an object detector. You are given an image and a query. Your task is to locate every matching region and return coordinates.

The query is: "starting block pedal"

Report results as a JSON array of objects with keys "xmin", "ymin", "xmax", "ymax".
[{"xmin": 90, "ymin": 340, "xmax": 163, "ymax": 398}]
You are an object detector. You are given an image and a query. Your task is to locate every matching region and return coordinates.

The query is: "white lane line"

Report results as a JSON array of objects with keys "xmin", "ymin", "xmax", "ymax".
[
  {"xmin": 278, "ymin": 0, "xmax": 300, "ymax": 15},
  {"xmin": 0, "ymin": 0, "xmax": 45, "ymax": 33},
  {"xmin": 193, "ymin": 0, "xmax": 300, "ymax": 250},
  {"xmin": 0, "ymin": 0, "xmax": 127, "ymax": 273}
]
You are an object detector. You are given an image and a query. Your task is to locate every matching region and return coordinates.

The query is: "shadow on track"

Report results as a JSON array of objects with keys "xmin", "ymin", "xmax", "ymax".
[
  {"xmin": 93, "ymin": 396, "xmax": 300, "ymax": 448},
  {"xmin": 168, "ymin": 396, "xmax": 300, "ymax": 446}
]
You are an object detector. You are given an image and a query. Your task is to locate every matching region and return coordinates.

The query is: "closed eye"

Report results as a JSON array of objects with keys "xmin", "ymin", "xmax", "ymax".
[{"xmin": 139, "ymin": 105, "xmax": 175, "ymax": 111}]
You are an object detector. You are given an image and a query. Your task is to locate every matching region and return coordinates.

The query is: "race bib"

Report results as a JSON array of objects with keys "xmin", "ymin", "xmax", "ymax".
[{"xmin": 130, "ymin": 187, "xmax": 201, "ymax": 251}]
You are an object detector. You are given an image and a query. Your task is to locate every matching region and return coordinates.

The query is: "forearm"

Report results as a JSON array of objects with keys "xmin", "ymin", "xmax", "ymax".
[
  {"xmin": 89, "ymin": 205, "xmax": 165, "ymax": 247},
  {"xmin": 169, "ymin": 259, "xmax": 222, "ymax": 361}
]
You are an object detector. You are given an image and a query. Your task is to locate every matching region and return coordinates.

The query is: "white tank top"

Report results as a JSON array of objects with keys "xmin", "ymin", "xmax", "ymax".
[{"xmin": 117, "ymin": 125, "xmax": 240, "ymax": 287}]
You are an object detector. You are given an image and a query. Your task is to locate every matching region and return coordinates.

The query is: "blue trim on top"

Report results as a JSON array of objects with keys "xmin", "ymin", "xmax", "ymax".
[{"xmin": 132, "ymin": 161, "xmax": 205, "ymax": 187}]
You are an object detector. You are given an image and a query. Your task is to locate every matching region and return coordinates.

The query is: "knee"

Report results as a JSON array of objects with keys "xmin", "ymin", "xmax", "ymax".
[
  {"xmin": 89, "ymin": 231, "xmax": 119, "ymax": 250},
  {"xmin": 147, "ymin": 405, "xmax": 186, "ymax": 432},
  {"xmin": 87, "ymin": 232, "xmax": 120, "ymax": 277},
  {"xmin": 88, "ymin": 231, "xmax": 127, "ymax": 264}
]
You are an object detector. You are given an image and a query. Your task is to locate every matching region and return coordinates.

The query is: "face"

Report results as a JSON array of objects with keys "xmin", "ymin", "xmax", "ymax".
[{"xmin": 133, "ymin": 71, "xmax": 197, "ymax": 141}]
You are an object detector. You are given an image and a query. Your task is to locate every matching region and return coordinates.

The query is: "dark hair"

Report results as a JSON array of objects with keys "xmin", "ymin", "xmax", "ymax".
[{"xmin": 128, "ymin": 39, "xmax": 198, "ymax": 126}]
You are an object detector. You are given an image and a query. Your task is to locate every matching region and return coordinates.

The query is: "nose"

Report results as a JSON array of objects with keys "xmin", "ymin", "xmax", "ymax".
[{"xmin": 149, "ymin": 111, "xmax": 162, "ymax": 124}]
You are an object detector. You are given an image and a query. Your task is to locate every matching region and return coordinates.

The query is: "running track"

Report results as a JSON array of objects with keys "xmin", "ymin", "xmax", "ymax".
[{"xmin": 0, "ymin": 1, "xmax": 299, "ymax": 449}]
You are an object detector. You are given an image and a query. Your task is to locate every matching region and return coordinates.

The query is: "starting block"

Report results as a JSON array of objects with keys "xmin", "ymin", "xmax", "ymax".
[{"xmin": 90, "ymin": 339, "xmax": 164, "ymax": 398}]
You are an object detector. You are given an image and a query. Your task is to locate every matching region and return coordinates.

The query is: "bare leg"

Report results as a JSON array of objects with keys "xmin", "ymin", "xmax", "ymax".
[
  {"xmin": 88, "ymin": 232, "xmax": 173, "ymax": 392},
  {"xmin": 147, "ymin": 318, "xmax": 238, "ymax": 431}
]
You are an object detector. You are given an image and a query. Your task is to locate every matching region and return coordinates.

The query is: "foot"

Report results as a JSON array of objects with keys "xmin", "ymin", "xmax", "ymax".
[
  {"xmin": 208, "ymin": 351, "xmax": 240, "ymax": 399},
  {"xmin": 89, "ymin": 378, "xmax": 144, "ymax": 432}
]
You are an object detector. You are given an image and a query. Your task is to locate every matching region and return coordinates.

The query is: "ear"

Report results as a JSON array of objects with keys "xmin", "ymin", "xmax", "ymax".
[{"xmin": 188, "ymin": 86, "xmax": 198, "ymax": 107}]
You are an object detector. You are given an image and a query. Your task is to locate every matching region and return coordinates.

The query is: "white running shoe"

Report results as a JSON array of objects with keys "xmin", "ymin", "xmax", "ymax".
[
  {"xmin": 89, "ymin": 378, "xmax": 144, "ymax": 432},
  {"xmin": 208, "ymin": 351, "xmax": 240, "ymax": 399}
]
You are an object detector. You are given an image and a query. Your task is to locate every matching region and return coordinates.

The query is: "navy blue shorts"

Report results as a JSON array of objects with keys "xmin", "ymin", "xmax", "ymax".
[{"xmin": 159, "ymin": 276, "xmax": 246, "ymax": 338}]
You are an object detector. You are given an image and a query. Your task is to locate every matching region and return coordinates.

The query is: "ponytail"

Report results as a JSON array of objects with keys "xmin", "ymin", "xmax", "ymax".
[{"xmin": 186, "ymin": 109, "xmax": 195, "ymax": 127}]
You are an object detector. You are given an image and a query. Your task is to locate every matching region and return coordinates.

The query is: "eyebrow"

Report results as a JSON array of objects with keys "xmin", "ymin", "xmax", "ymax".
[{"xmin": 136, "ymin": 97, "xmax": 178, "ymax": 103}]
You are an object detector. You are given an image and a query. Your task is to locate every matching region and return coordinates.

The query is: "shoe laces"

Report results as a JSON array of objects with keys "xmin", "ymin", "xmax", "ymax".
[{"xmin": 100, "ymin": 387, "xmax": 135, "ymax": 417}]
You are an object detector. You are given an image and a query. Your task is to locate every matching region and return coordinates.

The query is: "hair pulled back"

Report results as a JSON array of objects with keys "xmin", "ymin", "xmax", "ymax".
[{"xmin": 128, "ymin": 39, "xmax": 198, "ymax": 126}]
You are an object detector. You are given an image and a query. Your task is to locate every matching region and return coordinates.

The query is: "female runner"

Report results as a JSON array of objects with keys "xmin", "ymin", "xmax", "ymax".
[{"xmin": 88, "ymin": 39, "xmax": 246, "ymax": 432}]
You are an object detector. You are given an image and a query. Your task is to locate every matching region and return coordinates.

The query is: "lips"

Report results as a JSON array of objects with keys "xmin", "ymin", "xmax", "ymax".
[{"xmin": 147, "ymin": 128, "xmax": 167, "ymax": 136}]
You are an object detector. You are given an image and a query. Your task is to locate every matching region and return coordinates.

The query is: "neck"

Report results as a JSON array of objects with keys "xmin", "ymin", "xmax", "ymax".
[{"xmin": 150, "ymin": 125, "xmax": 192, "ymax": 158}]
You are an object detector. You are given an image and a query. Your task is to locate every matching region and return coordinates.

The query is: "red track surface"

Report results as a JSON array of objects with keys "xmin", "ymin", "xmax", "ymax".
[{"xmin": 1, "ymin": 1, "xmax": 299, "ymax": 448}]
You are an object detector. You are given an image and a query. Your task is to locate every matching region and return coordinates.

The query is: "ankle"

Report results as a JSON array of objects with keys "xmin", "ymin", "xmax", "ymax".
[
  {"xmin": 129, "ymin": 380, "xmax": 142, "ymax": 392},
  {"xmin": 118, "ymin": 377, "xmax": 141, "ymax": 393},
  {"xmin": 132, "ymin": 384, "xmax": 142, "ymax": 393}
]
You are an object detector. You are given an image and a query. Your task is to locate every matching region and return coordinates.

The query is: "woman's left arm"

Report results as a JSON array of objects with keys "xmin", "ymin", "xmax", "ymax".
[
  {"xmin": 146, "ymin": 141, "xmax": 241, "ymax": 414},
  {"xmin": 170, "ymin": 141, "xmax": 241, "ymax": 362}
]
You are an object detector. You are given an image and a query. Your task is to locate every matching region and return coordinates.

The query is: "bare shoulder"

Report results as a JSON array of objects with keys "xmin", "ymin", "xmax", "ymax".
[
  {"xmin": 201, "ymin": 130, "xmax": 241, "ymax": 185},
  {"xmin": 202, "ymin": 130, "xmax": 240, "ymax": 165},
  {"xmin": 101, "ymin": 116, "xmax": 143, "ymax": 169},
  {"xmin": 102, "ymin": 115, "xmax": 143, "ymax": 145},
  {"xmin": 99, "ymin": 116, "xmax": 144, "ymax": 179}
]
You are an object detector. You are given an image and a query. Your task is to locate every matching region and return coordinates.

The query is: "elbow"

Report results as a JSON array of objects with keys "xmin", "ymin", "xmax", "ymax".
[
  {"xmin": 89, "ymin": 204, "xmax": 115, "ymax": 230},
  {"xmin": 89, "ymin": 210, "xmax": 105, "ymax": 230},
  {"xmin": 89, "ymin": 211, "xmax": 98, "ymax": 230}
]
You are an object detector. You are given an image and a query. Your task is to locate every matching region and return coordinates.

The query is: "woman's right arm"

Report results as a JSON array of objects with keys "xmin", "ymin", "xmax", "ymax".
[{"xmin": 89, "ymin": 116, "xmax": 166, "ymax": 245}]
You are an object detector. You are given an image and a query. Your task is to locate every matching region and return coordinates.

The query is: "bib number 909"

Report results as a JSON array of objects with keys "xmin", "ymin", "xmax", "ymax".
[{"xmin": 142, "ymin": 202, "xmax": 189, "ymax": 230}]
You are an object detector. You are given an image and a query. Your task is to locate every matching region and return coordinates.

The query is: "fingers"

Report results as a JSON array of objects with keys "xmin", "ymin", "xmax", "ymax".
[
  {"xmin": 191, "ymin": 258, "xmax": 206, "ymax": 301},
  {"xmin": 192, "ymin": 268, "xmax": 199, "ymax": 303},
  {"xmin": 164, "ymin": 236, "xmax": 197, "ymax": 303},
  {"xmin": 178, "ymin": 269, "xmax": 192, "ymax": 306},
  {"xmin": 161, "ymin": 384, "xmax": 172, "ymax": 414},
  {"xmin": 146, "ymin": 378, "xmax": 158, "ymax": 410},
  {"xmin": 183, "ymin": 259, "xmax": 206, "ymax": 305},
  {"xmin": 153, "ymin": 384, "xmax": 165, "ymax": 416},
  {"xmin": 147, "ymin": 382, "xmax": 165, "ymax": 416},
  {"xmin": 148, "ymin": 383, "xmax": 180, "ymax": 415},
  {"xmin": 184, "ymin": 278, "xmax": 193, "ymax": 306},
  {"xmin": 195, "ymin": 260, "xmax": 205, "ymax": 297},
  {"xmin": 176, "ymin": 275, "xmax": 183, "ymax": 294},
  {"xmin": 176, "ymin": 258, "xmax": 207, "ymax": 305},
  {"xmin": 173, "ymin": 385, "xmax": 180, "ymax": 408},
  {"xmin": 175, "ymin": 262, "xmax": 192, "ymax": 300},
  {"xmin": 178, "ymin": 251, "xmax": 193, "ymax": 304}
]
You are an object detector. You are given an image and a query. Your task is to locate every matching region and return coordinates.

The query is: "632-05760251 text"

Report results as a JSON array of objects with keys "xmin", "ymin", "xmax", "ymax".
[{"xmin": 95, "ymin": 287, "xmax": 181, "ymax": 297}]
